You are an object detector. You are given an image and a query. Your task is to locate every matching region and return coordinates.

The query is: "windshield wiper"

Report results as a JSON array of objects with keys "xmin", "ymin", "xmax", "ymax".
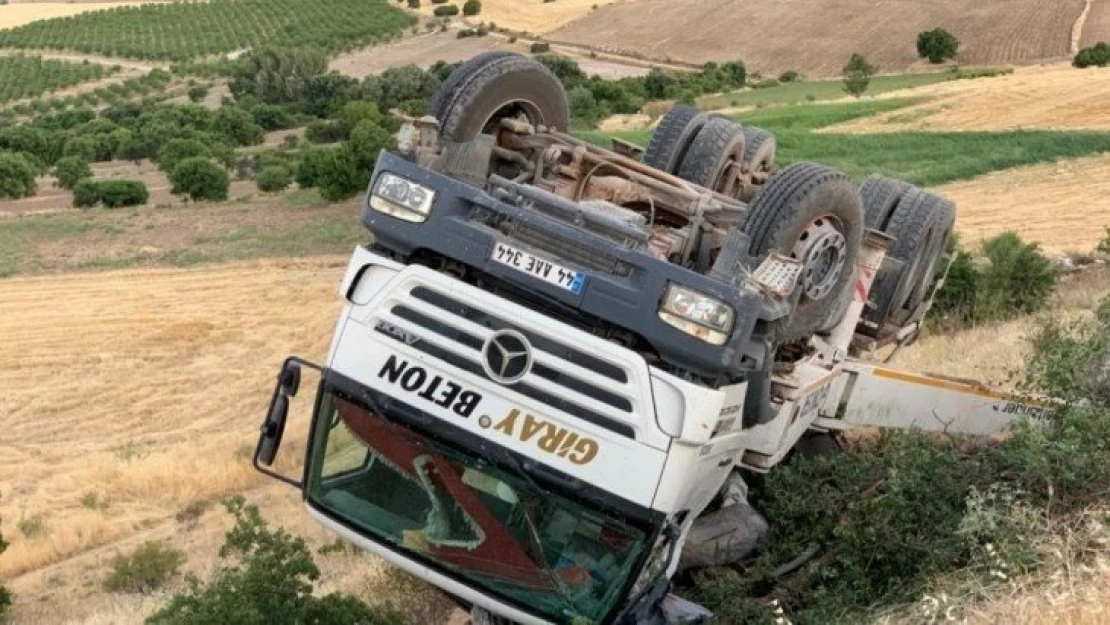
[{"xmin": 491, "ymin": 447, "xmax": 583, "ymax": 621}]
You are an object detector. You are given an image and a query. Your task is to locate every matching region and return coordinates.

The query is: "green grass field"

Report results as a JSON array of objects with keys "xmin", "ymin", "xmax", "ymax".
[
  {"xmin": 0, "ymin": 55, "xmax": 115, "ymax": 104},
  {"xmin": 696, "ymin": 68, "xmax": 1013, "ymax": 109},
  {"xmin": 0, "ymin": 0, "xmax": 415, "ymax": 62},
  {"xmin": 586, "ymin": 99, "xmax": 1110, "ymax": 187}
]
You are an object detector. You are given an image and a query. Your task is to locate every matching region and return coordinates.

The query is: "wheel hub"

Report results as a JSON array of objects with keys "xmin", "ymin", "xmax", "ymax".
[{"xmin": 792, "ymin": 216, "xmax": 847, "ymax": 301}]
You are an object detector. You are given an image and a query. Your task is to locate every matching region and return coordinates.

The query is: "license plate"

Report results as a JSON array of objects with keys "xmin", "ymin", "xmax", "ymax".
[{"xmin": 491, "ymin": 242, "xmax": 584, "ymax": 294}]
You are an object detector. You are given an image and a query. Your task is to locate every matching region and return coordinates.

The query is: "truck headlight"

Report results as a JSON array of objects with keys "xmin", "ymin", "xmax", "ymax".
[
  {"xmin": 658, "ymin": 284, "xmax": 734, "ymax": 345},
  {"xmin": 369, "ymin": 173, "xmax": 435, "ymax": 223}
]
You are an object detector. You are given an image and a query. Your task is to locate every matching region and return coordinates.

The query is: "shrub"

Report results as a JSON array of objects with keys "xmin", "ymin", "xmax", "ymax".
[
  {"xmin": 462, "ymin": 0, "xmax": 480, "ymax": 15},
  {"xmin": 842, "ymin": 52, "xmax": 877, "ymax": 97},
  {"xmin": 96, "ymin": 180, "xmax": 148, "ymax": 208},
  {"xmin": 250, "ymin": 104, "xmax": 296, "ymax": 130},
  {"xmin": 778, "ymin": 70, "xmax": 801, "ymax": 83},
  {"xmin": 187, "ymin": 85, "xmax": 209, "ymax": 103},
  {"xmin": 978, "ymin": 231, "xmax": 1057, "ymax": 317},
  {"xmin": 643, "ymin": 67, "xmax": 676, "ymax": 99},
  {"xmin": 530, "ymin": 41, "xmax": 551, "ymax": 53},
  {"xmin": 147, "ymin": 497, "xmax": 405, "ymax": 625},
  {"xmin": 171, "ymin": 157, "xmax": 229, "ymax": 201},
  {"xmin": 54, "ymin": 155, "xmax": 92, "ymax": 190},
  {"xmin": 432, "ymin": 4, "xmax": 458, "ymax": 16},
  {"xmin": 0, "ymin": 150, "xmax": 38, "ymax": 199},
  {"xmin": 211, "ymin": 106, "xmax": 264, "ymax": 146},
  {"xmin": 295, "ymin": 146, "xmax": 332, "ymax": 188},
  {"xmin": 157, "ymin": 138, "xmax": 212, "ymax": 174},
  {"xmin": 407, "ymin": 0, "xmax": 419, "ymax": 7},
  {"xmin": 0, "ymin": 517, "xmax": 9, "ymax": 619},
  {"xmin": 917, "ymin": 28, "xmax": 960, "ymax": 63},
  {"xmin": 18, "ymin": 515, "xmax": 46, "ymax": 538},
  {"xmin": 305, "ymin": 119, "xmax": 347, "ymax": 144},
  {"xmin": 1098, "ymin": 226, "xmax": 1110, "ymax": 254},
  {"xmin": 105, "ymin": 541, "xmax": 186, "ymax": 593},
  {"xmin": 1073, "ymin": 42, "xmax": 1110, "ymax": 68},
  {"xmin": 73, "ymin": 178, "xmax": 100, "ymax": 208},
  {"xmin": 255, "ymin": 165, "xmax": 292, "ymax": 192}
]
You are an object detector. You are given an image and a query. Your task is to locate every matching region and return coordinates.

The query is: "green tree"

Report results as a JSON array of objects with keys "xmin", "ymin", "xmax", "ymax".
[
  {"xmin": 73, "ymin": 178, "xmax": 100, "ymax": 208},
  {"xmin": 255, "ymin": 165, "xmax": 292, "ymax": 192},
  {"xmin": 147, "ymin": 497, "xmax": 405, "ymax": 625},
  {"xmin": 211, "ymin": 107, "xmax": 264, "ymax": 146},
  {"xmin": 96, "ymin": 180, "xmax": 149, "ymax": 208},
  {"xmin": 462, "ymin": 0, "xmax": 481, "ymax": 15},
  {"xmin": 295, "ymin": 146, "xmax": 332, "ymax": 188},
  {"xmin": 170, "ymin": 157, "xmax": 229, "ymax": 201},
  {"xmin": 362, "ymin": 65, "xmax": 439, "ymax": 113},
  {"xmin": 63, "ymin": 135, "xmax": 103, "ymax": 163},
  {"xmin": 0, "ymin": 150, "xmax": 37, "ymax": 199},
  {"xmin": 432, "ymin": 4, "xmax": 458, "ymax": 16},
  {"xmin": 157, "ymin": 138, "xmax": 212, "ymax": 174},
  {"xmin": 250, "ymin": 104, "xmax": 296, "ymax": 130},
  {"xmin": 54, "ymin": 155, "xmax": 93, "ymax": 190},
  {"xmin": 842, "ymin": 53, "xmax": 877, "ymax": 97},
  {"xmin": 1073, "ymin": 42, "xmax": 1110, "ymax": 68},
  {"xmin": 643, "ymin": 68, "xmax": 676, "ymax": 99},
  {"xmin": 230, "ymin": 47, "xmax": 329, "ymax": 104},
  {"xmin": 916, "ymin": 28, "xmax": 960, "ymax": 63}
]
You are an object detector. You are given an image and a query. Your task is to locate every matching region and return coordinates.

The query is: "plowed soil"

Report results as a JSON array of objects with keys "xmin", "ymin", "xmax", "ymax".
[
  {"xmin": 1080, "ymin": 0, "xmax": 1110, "ymax": 48},
  {"xmin": 552, "ymin": 0, "xmax": 1085, "ymax": 75}
]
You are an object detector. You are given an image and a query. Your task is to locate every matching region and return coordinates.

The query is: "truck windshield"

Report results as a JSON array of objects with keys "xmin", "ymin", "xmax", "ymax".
[{"xmin": 306, "ymin": 387, "xmax": 652, "ymax": 624}]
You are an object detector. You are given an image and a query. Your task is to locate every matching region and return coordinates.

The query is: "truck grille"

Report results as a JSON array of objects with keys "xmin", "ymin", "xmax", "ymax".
[
  {"xmin": 504, "ymin": 221, "xmax": 636, "ymax": 278},
  {"xmin": 371, "ymin": 285, "xmax": 644, "ymax": 439}
]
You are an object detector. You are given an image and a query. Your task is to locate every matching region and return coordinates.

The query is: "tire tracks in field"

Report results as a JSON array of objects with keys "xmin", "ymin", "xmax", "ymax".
[{"xmin": 1072, "ymin": 0, "xmax": 1094, "ymax": 54}]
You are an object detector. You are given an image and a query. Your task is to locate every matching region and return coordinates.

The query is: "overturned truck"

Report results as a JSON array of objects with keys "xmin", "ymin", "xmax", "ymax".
[{"xmin": 253, "ymin": 54, "xmax": 1050, "ymax": 624}]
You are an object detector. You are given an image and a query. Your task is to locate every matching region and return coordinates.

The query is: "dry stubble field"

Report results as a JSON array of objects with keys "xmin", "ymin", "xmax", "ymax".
[{"xmin": 0, "ymin": 258, "xmax": 401, "ymax": 623}]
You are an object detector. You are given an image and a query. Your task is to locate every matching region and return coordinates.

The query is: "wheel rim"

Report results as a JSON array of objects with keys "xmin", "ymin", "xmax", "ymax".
[
  {"xmin": 480, "ymin": 99, "xmax": 545, "ymax": 135},
  {"xmin": 792, "ymin": 215, "xmax": 848, "ymax": 301}
]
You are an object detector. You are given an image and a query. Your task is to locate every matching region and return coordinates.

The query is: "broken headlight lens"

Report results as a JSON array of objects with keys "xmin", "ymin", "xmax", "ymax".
[
  {"xmin": 658, "ymin": 284, "xmax": 735, "ymax": 346},
  {"xmin": 369, "ymin": 173, "xmax": 435, "ymax": 223}
]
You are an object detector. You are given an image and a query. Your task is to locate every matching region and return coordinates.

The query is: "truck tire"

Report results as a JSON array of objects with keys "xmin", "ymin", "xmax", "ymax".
[
  {"xmin": 741, "ymin": 126, "xmax": 776, "ymax": 172},
  {"xmin": 863, "ymin": 187, "xmax": 943, "ymax": 328},
  {"xmin": 438, "ymin": 54, "xmax": 569, "ymax": 142},
  {"xmin": 859, "ymin": 175, "xmax": 910, "ymax": 231},
  {"xmin": 676, "ymin": 117, "xmax": 746, "ymax": 194},
  {"xmin": 430, "ymin": 51, "xmax": 517, "ymax": 122},
  {"xmin": 739, "ymin": 163, "xmax": 864, "ymax": 341},
  {"xmin": 642, "ymin": 105, "xmax": 710, "ymax": 174},
  {"xmin": 898, "ymin": 192, "xmax": 955, "ymax": 322}
]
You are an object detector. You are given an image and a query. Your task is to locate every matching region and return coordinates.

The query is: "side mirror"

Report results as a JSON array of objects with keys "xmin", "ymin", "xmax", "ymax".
[{"xmin": 254, "ymin": 358, "xmax": 320, "ymax": 488}]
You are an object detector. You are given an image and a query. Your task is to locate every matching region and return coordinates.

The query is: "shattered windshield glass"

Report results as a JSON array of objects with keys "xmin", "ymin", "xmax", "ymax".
[{"xmin": 306, "ymin": 389, "xmax": 653, "ymax": 623}]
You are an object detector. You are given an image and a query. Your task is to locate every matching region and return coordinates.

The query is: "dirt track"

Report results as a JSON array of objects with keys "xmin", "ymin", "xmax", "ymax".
[{"xmin": 552, "ymin": 0, "xmax": 1085, "ymax": 75}]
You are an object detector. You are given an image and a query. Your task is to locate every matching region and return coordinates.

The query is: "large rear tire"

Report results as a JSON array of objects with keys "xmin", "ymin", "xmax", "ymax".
[
  {"xmin": 741, "ymin": 126, "xmax": 776, "ymax": 172},
  {"xmin": 642, "ymin": 105, "xmax": 710, "ymax": 174},
  {"xmin": 859, "ymin": 175, "xmax": 911, "ymax": 231},
  {"xmin": 430, "ymin": 51, "xmax": 517, "ymax": 122},
  {"xmin": 740, "ymin": 163, "xmax": 864, "ymax": 341},
  {"xmin": 676, "ymin": 117, "xmax": 746, "ymax": 194},
  {"xmin": 864, "ymin": 186, "xmax": 944, "ymax": 328},
  {"xmin": 437, "ymin": 54, "xmax": 569, "ymax": 142}
]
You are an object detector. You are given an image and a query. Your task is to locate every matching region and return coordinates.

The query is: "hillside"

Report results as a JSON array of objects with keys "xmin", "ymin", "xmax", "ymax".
[{"xmin": 552, "ymin": 0, "xmax": 1088, "ymax": 75}]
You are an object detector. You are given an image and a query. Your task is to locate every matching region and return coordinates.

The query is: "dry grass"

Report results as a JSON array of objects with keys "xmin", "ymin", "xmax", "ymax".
[
  {"xmin": 0, "ymin": 258, "xmax": 358, "ymax": 620},
  {"xmin": 935, "ymin": 153, "xmax": 1110, "ymax": 255},
  {"xmin": 413, "ymin": 0, "xmax": 620, "ymax": 35},
  {"xmin": 0, "ymin": 2, "xmax": 145, "ymax": 29},
  {"xmin": 552, "ymin": 0, "xmax": 1084, "ymax": 75},
  {"xmin": 826, "ymin": 63, "xmax": 1110, "ymax": 133},
  {"xmin": 880, "ymin": 265, "xmax": 1109, "ymax": 387},
  {"xmin": 1080, "ymin": 0, "xmax": 1110, "ymax": 48}
]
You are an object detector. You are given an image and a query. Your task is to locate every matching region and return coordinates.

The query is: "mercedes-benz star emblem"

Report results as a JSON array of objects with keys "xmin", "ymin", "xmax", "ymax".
[{"xmin": 481, "ymin": 329, "xmax": 532, "ymax": 385}]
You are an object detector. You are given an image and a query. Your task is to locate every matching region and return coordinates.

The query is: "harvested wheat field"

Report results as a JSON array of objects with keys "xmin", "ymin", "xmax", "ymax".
[
  {"xmin": 413, "ymin": 0, "xmax": 620, "ymax": 34},
  {"xmin": 931, "ymin": 153, "xmax": 1110, "ymax": 254},
  {"xmin": 0, "ymin": 3, "xmax": 144, "ymax": 29},
  {"xmin": 552, "ymin": 0, "xmax": 1084, "ymax": 75},
  {"xmin": 0, "ymin": 258, "xmax": 398, "ymax": 622},
  {"xmin": 826, "ymin": 64, "xmax": 1110, "ymax": 133},
  {"xmin": 330, "ymin": 31, "xmax": 505, "ymax": 77}
]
